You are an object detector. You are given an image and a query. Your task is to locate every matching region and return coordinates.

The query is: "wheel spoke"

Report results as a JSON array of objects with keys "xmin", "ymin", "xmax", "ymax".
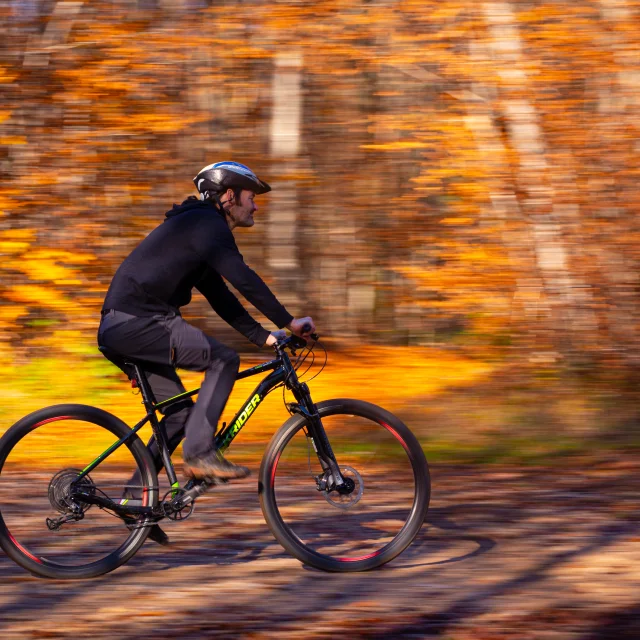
[
  {"xmin": 0, "ymin": 407, "xmax": 157, "ymax": 577},
  {"xmin": 269, "ymin": 408, "xmax": 424, "ymax": 565}
]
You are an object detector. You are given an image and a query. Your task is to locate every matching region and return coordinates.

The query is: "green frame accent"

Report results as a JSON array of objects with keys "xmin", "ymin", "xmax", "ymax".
[
  {"xmin": 76, "ymin": 359, "xmax": 286, "ymax": 484},
  {"xmin": 76, "ymin": 413, "xmax": 155, "ymax": 480}
]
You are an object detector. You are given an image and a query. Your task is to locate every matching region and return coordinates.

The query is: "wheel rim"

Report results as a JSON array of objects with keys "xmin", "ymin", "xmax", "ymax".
[
  {"xmin": 0, "ymin": 415, "xmax": 151, "ymax": 570},
  {"xmin": 271, "ymin": 412, "xmax": 419, "ymax": 563}
]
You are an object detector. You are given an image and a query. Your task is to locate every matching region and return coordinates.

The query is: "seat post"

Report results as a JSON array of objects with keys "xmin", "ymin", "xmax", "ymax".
[
  {"xmin": 129, "ymin": 361, "xmax": 179, "ymax": 489},
  {"xmin": 129, "ymin": 362, "xmax": 157, "ymax": 410}
]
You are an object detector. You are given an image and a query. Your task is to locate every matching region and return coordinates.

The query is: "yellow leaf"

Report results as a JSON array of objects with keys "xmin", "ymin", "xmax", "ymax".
[
  {"xmin": 0, "ymin": 305, "xmax": 27, "ymax": 324},
  {"xmin": 7, "ymin": 285, "xmax": 71, "ymax": 312},
  {"xmin": 0, "ymin": 67, "xmax": 18, "ymax": 84},
  {"xmin": 0, "ymin": 137, "xmax": 27, "ymax": 145},
  {"xmin": 440, "ymin": 217, "xmax": 475, "ymax": 225},
  {"xmin": 0, "ymin": 229, "xmax": 35, "ymax": 240},
  {"xmin": 0, "ymin": 241, "xmax": 30, "ymax": 253},
  {"xmin": 360, "ymin": 141, "xmax": 429, "ymax": 151}
]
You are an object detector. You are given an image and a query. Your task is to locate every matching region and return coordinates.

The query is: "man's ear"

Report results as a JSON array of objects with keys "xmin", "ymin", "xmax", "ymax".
[{"xmin": 226, "ymin": 188, "xmax": 236, "ymax": 204}]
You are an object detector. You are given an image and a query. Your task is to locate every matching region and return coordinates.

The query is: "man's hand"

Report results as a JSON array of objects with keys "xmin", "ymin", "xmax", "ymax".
[
  {"xmin": 265, "ymin": 329, "xmax": 286, "ymax": 347},
  {"xmin": 287, "ymin": 317, "xmax": 316, "ymax": 338}
]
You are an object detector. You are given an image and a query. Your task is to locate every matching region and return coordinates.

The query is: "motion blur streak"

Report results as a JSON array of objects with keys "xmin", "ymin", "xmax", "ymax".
[{"xmin": 0, "ymin": 2, "xmax": 639, "ymax": 638}]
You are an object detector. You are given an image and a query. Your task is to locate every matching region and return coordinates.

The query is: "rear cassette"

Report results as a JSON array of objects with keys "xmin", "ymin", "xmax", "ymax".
[{"xmin": 48, "ymin": 468, "xmax": 94, "ymax": 514}]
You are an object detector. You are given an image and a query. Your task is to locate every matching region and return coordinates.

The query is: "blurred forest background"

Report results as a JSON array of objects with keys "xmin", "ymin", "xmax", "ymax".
[{"xmin": 1, "ymin": 0, "xmax": 640, "ymax": 461}]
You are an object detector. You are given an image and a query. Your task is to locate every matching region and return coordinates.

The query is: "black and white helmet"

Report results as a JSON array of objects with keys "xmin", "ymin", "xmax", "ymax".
[{"xmin": 193, "ymin": 161, "xmax": 271, "ymax": 200}]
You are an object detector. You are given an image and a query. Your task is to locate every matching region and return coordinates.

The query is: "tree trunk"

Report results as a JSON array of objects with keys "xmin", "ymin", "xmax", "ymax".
[
  {"xmin": 593, "ymin": 0, "xmax": 640, "ymax": 360},
  {"xmin": 268, "ymin": 51, "xmax": 303, "ymax": 312},
  {"xmin": 482, "ymin": 1, "xmax": 597, "ymax": 354}
]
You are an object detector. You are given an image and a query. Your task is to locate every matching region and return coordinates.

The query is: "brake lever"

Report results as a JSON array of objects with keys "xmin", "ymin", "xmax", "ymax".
[
  {"xmin": 275, "ymin": 332, "xmax": 320, "ymax": 354},
  {"xmin": 289, "ymin": 335, "xmax": 309, "ymax": 351}
]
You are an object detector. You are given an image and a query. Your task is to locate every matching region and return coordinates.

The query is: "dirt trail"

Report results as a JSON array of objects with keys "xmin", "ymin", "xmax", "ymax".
[{"xmin": 0, "ymin": 457, "xmax": 638, "ymax": 639}]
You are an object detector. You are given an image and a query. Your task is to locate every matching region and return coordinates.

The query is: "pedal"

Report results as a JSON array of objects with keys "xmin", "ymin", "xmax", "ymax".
[{"xmin": 180, "ymin": 478, "xmax": 220, "ymax": 505}]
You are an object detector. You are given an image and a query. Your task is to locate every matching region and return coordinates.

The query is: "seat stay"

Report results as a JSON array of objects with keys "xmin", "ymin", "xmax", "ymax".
[{"xmin": 74, "ymin": 412, "xmax": 153, "ymax": 482}]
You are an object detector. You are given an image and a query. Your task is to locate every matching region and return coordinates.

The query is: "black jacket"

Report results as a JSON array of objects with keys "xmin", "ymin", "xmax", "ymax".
[{"xmin": 102, "ymin": 198, "xmax": 293, "ymax": 347}]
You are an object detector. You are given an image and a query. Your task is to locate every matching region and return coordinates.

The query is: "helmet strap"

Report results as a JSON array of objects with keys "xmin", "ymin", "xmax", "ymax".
[{"xmin": 211, "ymin": 193, "xmax": 229, "ymax": 217}]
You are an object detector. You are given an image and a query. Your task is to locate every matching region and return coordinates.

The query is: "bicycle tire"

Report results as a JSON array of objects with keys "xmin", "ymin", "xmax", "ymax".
[
  {"xmin": 259, "ymin": 399, "xmax": 430, "ymax": 572},
  {"xmin": 0, "ymin": 404, "xmax": 158, "ymax": 579}
]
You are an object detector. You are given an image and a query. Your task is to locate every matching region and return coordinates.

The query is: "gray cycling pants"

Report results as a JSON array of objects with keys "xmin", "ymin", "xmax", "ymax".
[{"xmin": 97, "ymin": 310, "xmax": 240, "ymax": 467}]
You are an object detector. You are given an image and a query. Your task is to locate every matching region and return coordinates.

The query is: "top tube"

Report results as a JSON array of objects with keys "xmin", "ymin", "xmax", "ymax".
[
  {"xmin": 236, "ymin": 358, "xmax": 280, "ymax": 381},
  {"xmin": 153, "ymin": 357, "xmax": 281, "ymax": 413}
]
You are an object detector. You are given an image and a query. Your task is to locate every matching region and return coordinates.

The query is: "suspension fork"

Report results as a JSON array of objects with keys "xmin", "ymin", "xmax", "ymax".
[{"xmin": 291, "ymin": 381, "xmax": 345, "ymax": 488}]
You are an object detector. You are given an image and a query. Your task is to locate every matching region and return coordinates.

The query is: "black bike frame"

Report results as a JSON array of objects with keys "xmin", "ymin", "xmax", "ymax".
[{"xmin": 75, "ymin": 344, "xmax": 342, "ymax": 493}]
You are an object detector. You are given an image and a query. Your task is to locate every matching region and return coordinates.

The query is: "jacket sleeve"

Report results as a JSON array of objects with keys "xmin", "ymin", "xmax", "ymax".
[
  {"xmin": 203, "ymin": 229, "xmax": 294, "ymax": 330},
  {"xmin": 195, "ymin": 269, "xmax": 271, "ymax": 347}
]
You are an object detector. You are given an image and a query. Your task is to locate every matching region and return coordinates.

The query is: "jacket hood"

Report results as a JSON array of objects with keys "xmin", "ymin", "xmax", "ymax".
[{"xmin": 165, "ymin": 197, "xmax": 221, "ymax": 219}]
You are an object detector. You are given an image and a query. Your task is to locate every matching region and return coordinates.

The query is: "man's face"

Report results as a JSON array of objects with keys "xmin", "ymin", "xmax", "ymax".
[{"xmin": 228, "ymin": 189, "xmax": 257, "ymax": 228}]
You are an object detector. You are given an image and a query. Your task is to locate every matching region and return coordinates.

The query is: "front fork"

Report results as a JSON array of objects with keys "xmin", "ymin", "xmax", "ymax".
[{"xmin": 289, "ymin": 382, "xmax": 345, "ymax": 490}]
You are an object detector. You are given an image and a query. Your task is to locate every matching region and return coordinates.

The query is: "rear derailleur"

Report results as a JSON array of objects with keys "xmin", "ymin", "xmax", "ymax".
[{"xmin": 46, "ymin": 510, "xmax": 85, "ymax": 531}]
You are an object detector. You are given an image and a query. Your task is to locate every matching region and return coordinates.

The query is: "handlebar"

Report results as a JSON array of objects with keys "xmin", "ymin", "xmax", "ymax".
[{"xmin": 275, "ymin": 323, "xmax": 319, "ymax": 353}]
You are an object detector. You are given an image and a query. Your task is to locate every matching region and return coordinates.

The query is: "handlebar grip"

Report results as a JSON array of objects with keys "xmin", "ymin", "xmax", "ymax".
[{"xmin": 301, "ymin": 323, "xmax": 319, "ymax": 341}]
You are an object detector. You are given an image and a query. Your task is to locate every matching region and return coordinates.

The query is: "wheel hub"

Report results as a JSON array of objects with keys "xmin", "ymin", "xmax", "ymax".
[
  {"xmin": 48, "ymin": 468, "xmax": 94, "ymax": 514},
  {"xmin": 322, "ymin": 466, "xmax": 364, "ymax": 509},
  {"xmin": 337, "ymin": 477, "xmax": 356, "ymax": 495}
]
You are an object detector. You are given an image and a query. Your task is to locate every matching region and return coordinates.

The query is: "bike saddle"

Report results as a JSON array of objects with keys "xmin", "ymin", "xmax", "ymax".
[
  {"xmin": 97, "ymin": 346, "xmax": 151, "ymax": 389},
  {"xmin": 98, "ymin": 345, "xmax": 147, "ymax": 366}
]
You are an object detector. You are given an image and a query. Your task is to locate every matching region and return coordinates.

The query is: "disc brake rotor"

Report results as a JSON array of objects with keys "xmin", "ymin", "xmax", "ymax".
[{"xmin": 323, "ymin": 465, "xmax": 364, "ymax": 509}]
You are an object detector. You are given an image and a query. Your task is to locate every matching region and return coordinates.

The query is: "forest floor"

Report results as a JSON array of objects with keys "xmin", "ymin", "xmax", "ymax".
[{"xmin": 0, "ymin": 454, "xmax": 638, "ymax": 639}]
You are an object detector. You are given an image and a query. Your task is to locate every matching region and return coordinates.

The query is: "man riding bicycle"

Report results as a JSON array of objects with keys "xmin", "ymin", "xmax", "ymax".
[{"xmin": 97, "ymin": 161, "xmax": 315, "ymax": 543}]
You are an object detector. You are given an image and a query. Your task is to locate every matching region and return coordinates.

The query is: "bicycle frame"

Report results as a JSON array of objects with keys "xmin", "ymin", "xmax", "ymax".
[{"xmin": 74, "ymin": 341, "xmax": 343, "ymax": 498}]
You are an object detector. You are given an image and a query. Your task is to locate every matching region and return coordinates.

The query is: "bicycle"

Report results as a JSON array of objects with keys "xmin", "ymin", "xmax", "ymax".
[{"xmin": 0, "ymin": 332, "xmax": 430, "ymax": 579}]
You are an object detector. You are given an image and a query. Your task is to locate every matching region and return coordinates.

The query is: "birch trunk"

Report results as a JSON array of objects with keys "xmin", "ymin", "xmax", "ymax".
[
  {"xmin": 594, "ymin": 0, "xmax": 640, "ymax": 359},
  {"xmin": 268, "ymin": 51, "xmax": 303, "ymax": 311},
  {"xmin": 483, "ymin": 2, "xmax": 597, "ymax": 352},
  {"xmin": 23, "ymin": 1, "xmax": 84, "ymax": 68}
]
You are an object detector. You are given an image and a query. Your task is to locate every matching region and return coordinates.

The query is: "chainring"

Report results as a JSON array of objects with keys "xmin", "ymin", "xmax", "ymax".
[
  {"xmin": 323, "ymin": 465, "xmax": 364, "ymax": 510},
  {"xmin": 162, "ymin": 488, "xmax": 195, "ymax": 521},
  {"xmin": 48, "ymin": 468, "xmax": 94, "ymax": 514}
]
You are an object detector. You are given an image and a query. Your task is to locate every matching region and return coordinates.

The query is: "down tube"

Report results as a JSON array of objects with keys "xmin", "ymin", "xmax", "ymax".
[{"xmin": 216, "ymin": 368, "xmax": 286, "ymax": 453}]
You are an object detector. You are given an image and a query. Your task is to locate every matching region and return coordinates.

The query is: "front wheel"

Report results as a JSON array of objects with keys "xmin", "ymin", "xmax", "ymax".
[{"xmin": 259, "ymin": 399, "xmax": 430, "ymax": 571}]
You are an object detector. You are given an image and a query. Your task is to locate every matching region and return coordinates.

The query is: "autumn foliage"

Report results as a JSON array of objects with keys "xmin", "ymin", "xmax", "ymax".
[{"xmin": 1, "ymin": 1, "xmax": 640, "ymax": 453}]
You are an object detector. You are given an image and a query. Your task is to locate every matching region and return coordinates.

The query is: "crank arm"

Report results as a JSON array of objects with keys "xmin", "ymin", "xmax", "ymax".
[{"xmin": 173, "ymin": 478, "xmax": 222, "ymax": 508}]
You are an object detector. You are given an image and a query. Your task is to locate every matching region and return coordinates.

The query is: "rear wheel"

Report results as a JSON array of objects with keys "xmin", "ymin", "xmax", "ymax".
[
  {"xmin": 259, "ymin": 399, "xmax": 430, "ymax": 571},
  {"xmin": 0, "ymin": 404, "xmax": 158, "ymax": 579}
]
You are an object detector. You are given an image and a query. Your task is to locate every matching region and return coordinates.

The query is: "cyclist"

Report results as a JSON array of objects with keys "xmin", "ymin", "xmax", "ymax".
[{"xmin": 98, "ymin": 161, "xmax": 315, "ymax": 543}]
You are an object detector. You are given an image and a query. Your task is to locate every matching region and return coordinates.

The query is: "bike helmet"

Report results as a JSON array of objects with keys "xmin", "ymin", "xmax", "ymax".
[{"xmin": 193, "ymin": 161, "xmax": 271, "ymax": 200}]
